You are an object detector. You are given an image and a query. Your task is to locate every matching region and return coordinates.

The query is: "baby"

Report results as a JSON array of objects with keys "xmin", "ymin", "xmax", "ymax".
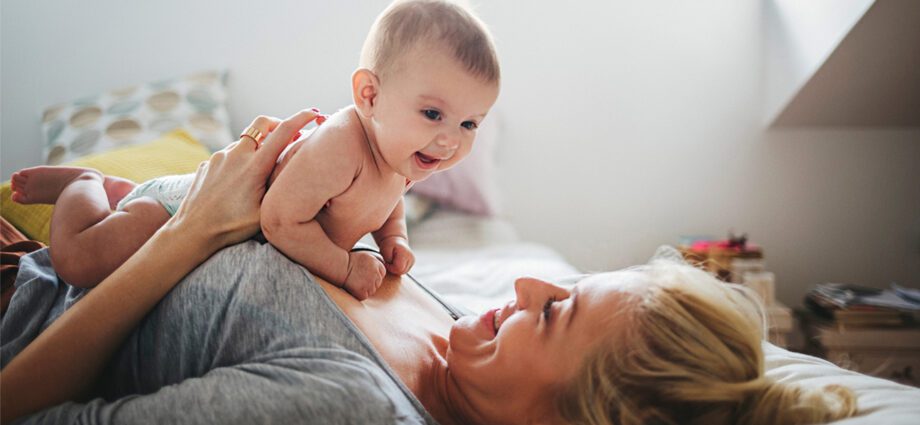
[{"xmin": 9, "ymin": 0, "xmax": 500, "ymax": 300}]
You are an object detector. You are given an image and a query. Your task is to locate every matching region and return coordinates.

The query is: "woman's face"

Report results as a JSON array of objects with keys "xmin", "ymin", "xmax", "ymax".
[{"xmin": 445, "ymin": 271, "xmax": 643, "ymax": 424}]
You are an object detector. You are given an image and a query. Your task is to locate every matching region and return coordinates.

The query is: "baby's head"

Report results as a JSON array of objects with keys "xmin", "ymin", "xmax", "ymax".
[{"xmin": 352, "ymin": 0, "xmax": 500, "ymax": 182}]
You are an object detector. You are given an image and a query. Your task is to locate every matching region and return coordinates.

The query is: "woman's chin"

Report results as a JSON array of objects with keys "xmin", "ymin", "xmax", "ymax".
[{"xmin": 448, "ymin": 315, "xmax": 493, "ymax": 352}]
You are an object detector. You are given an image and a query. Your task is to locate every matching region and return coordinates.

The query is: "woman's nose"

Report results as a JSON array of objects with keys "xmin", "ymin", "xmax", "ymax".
[{"xmin": 514, "ymin": 277, "xmax": 567, "ymax": 309}]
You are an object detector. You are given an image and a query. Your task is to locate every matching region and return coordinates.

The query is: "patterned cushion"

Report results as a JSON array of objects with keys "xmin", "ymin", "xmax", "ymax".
[{"xmin": 41, "ymin": 70, "xmax": 233, "ymax": 165}]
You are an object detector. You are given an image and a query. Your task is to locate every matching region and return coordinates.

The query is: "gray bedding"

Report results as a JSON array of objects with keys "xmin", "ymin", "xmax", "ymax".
[{"xmin": 1, "ymin": 241, "xmax": 437, "ymax": 424}]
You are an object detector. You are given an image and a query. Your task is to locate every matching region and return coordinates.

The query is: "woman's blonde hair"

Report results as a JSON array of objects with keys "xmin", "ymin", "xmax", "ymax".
[
  {"xmin": 360, "ymin": 0, "xmax": 500, "ymax": 83},
  {"xmin": 557, "ymin": 258, "xmax": 857, "ymax": 425}
]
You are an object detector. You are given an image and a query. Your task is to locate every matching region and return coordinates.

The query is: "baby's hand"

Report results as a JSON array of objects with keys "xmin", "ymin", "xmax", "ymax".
[
  {"xmin": 378, "ymin": 236, "xmax": 415, "ymax": 275},
  {"xmin": 343, "ymin": 251, "xmax": 386, "ymax": 300}
]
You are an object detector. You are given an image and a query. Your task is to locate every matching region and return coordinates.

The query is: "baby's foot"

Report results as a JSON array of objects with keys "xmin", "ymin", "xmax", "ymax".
[
  {"xmin": 10, "ymin": 166, "xmax": 102, "ymax": 205},
  {"xmin": 102, "ymin": 176, "xmax": 136, "ymax": 210}
]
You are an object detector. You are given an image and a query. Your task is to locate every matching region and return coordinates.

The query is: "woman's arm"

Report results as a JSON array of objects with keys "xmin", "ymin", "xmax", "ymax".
[
  {"xmin": 0, "ymin": 224, "xmax": 210, "ymax": 420},
  {"xmin": 0, "ymin": 109, "xmax": 324, "ymax": 423}
]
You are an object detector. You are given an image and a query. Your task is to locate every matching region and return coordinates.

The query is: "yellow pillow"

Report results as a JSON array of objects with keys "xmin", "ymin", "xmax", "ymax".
[{"xmin": 1, "ymin": 129, "xmax": 210, "ymax": 244}]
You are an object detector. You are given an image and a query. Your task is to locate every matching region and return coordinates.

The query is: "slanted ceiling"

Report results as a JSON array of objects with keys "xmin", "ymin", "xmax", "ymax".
[{"xmin": 772, "ymin": 0, "xmax": 920, "ymax": 127}]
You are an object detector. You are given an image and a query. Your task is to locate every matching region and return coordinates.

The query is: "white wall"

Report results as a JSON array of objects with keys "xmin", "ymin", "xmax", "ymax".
[{"xmin": 2, "ymin": 0, "xmax": 918, "ymax": 307}]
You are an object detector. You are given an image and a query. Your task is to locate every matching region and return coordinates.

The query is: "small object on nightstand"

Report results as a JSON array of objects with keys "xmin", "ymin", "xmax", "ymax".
[{"xmin": 678, "ymin": 232, "xmax": 763, "ymax": 282}]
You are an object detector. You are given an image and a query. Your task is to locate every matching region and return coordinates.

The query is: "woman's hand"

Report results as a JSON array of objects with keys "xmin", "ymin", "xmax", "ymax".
[{"xmin": 168, "ymin": 109, "xmax": 326, "ymax": 252}]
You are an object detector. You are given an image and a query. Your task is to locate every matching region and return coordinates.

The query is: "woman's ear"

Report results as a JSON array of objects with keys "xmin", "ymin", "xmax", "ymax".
[{"xmin": 352, "ymin": 68, "xmax": 379, "ymax": 118}]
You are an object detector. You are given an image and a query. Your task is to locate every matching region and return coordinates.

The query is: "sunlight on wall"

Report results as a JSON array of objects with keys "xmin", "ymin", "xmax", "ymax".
[{"xmin": 764, "ymin": 0, "xmax": 874, "ymax": 124}]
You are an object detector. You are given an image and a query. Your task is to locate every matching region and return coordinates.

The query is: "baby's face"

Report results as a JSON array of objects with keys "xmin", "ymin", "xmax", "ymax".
[{"xmin": 369, "ymin": 45, "xmax": 499, "ymax": 182}]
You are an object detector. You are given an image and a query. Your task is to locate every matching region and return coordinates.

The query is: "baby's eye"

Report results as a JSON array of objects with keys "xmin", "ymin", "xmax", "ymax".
[
  {"xmin": 461, "ymin": 121, "xmax": 478, "ymax": 130},
  {"xmin": 422, "ymin": 109, "xmax": 442, "ymax": 121}
]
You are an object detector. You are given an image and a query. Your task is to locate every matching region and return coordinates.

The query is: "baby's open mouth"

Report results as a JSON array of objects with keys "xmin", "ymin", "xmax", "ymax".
[{"xmin": 415, "ymin": 152, "xmax": 441, "ymax": 169}]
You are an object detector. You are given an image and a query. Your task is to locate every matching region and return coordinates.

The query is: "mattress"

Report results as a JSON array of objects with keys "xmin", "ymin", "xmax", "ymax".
[{"xmin": 406, "ymin": 209, "xmax": 920, "ymax": 424}]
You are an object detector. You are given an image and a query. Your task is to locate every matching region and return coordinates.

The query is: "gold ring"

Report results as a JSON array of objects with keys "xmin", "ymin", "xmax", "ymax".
[{"xmin": 240, "ymin": 126, "xmax": 263, "ymax": 143}]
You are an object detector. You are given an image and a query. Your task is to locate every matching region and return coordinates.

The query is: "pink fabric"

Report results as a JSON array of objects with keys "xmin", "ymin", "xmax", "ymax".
[{"xmin": 409, "ymin": 116, "xmax": 500, "ymax": 216}]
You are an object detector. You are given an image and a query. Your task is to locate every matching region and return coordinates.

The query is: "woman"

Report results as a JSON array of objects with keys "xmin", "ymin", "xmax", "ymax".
[{"xmin": 1, "ymin": 111, "xmax": 856, "ymax": 424}]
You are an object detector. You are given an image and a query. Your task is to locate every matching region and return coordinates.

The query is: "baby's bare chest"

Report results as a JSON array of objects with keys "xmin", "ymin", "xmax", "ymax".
[{"xmin": 318, "ymin": 172, "xmax": 408, "ymax": 240}]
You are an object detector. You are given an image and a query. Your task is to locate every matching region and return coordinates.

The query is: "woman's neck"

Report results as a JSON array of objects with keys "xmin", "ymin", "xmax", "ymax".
[{"xmin": 416, "ymin": 343, "xmax": 473, "ymax": 425}]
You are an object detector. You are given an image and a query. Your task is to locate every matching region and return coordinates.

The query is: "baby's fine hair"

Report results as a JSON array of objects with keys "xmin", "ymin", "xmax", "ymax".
[{"xmin": 360, "ymin": 0, "xmax": 500, "ymax": 84}]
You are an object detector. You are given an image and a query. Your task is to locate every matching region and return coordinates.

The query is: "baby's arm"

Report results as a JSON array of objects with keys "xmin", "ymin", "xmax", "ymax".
[
  {"xmin": 261, "ymin": 137, "xmax": 383, "ymax": 298},
  {"xmin": 372, "ymin": 198, "xmax": 415, "ymax": 275}
]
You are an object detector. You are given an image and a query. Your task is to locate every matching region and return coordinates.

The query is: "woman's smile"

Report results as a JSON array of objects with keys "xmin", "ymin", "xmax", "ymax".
[{"xmin": 480, "ymin": 308, "xmax": 498, "ymax": 338}]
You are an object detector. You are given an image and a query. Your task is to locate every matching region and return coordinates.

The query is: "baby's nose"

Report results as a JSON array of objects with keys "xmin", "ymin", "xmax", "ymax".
[{"xmin": 436, "ymin": 129, "xmax": 461, "ymax": 150}]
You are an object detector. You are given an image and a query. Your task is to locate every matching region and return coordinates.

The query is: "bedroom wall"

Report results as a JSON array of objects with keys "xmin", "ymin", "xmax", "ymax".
[{"xmin": 2, "ymin": 0, "xmax": 918, "ymax": 307}]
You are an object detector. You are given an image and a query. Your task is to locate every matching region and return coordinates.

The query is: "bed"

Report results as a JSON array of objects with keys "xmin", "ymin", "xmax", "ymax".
[{"xmin": 402, "ymin": 208, "xmax": 920, "ymax": 424}]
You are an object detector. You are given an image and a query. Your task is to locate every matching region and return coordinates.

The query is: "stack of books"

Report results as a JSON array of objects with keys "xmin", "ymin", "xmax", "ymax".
[{"xmin": 806, "ymin": 283, "xmax": 920, "ymax": 328}]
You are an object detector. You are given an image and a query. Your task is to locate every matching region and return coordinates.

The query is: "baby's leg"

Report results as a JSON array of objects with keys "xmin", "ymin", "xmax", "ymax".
[
  {"xmin": 11, "ymin": 166, "xmax": 136, "ymax": 209},
  {"xmin": 11, "ymin": 166, "xmax": 169, "ymax": 287},
  {"xmin": 52, "ymin": 196, "xmax": 170, "ymax": 287}
]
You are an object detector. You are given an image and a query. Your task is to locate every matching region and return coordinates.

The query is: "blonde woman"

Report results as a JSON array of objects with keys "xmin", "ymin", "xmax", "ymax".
[
  {"xmin": 555, "ymin": 261, "xmax": 857, "ymax": 425},
  {"xmin": 3, "ymin": 120, "xmax": 856, "ymax": 423}
]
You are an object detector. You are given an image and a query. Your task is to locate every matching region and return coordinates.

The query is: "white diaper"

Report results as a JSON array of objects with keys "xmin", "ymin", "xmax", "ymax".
[{"xmin": 116, "ymin": 173, "xmax": 196, "ymax": 216}]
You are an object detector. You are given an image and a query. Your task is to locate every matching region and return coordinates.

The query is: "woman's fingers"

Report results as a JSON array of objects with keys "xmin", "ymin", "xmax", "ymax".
[
  {"xmin": 252, "ymin": 115, "xmax": 283, "ymax": 134},
  {"xmin": 232, "ymin": 115, "xmax": 283, "ymax": 153},
  {"xmin": 245, "ymin": 115, "xmax": 283, "ymax": 142},
  {"xmin": 256, "ymin": 108, "xmax": 322, "ymax": 167}
]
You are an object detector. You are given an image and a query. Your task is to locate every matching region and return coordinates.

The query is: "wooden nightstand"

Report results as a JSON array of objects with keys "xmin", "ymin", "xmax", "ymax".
[{"xmin": 799, "ymin": 312, "xmax": 920, "ymax": 387}]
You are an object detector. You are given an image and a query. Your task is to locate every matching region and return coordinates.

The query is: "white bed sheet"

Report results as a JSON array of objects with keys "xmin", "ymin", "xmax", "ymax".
[{"xmin": 407, "ymin": 210, "xmax": 920, "ymax": 424}]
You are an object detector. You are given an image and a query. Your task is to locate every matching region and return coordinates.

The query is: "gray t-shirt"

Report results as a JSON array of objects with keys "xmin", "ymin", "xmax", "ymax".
[{"xmin": 1, "ymin": 242, "xmax": 439, "ymax": 424}]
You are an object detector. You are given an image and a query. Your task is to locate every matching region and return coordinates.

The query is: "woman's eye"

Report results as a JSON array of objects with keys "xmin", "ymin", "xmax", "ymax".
[
  {"xmin": 461, "ymin": 121, "xmax": 478, "ymax": 130},
  {"xmin": 422, "ymin": 109, "xmax": 441, "ymax": 121},
  {"xmin": 543, "ymin": 298, "xmax": 555, "ymax": 321}
]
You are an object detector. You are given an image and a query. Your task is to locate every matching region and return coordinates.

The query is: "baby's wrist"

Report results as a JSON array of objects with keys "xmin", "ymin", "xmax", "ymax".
[{"xmin": 339, "ymin": 252, "xmax": 357, "ymax": 286}]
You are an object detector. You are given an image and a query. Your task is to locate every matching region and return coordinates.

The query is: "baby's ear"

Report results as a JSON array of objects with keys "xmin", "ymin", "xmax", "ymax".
[{"xmin": 351, "ymin": 68, "xmax": 379, "ymax": 117}]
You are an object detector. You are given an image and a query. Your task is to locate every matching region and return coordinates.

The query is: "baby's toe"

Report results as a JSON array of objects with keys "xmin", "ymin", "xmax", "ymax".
[
  {"xmin": 10, "ymin": 191, "xmax": 28, "ymax": 203},
  {"xmin": 11, "ymin": 172, "xmax": 25, "ymax": 187}
]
